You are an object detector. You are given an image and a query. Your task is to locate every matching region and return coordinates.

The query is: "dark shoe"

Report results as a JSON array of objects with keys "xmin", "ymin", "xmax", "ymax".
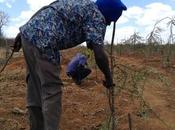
[
  {"xmin": 66, "ymin": 72, "xmax": 71, "ymax": 77},
  {"xmin": 72, "ymin": 77, "xmax": 81, "ymax": 85},
  {"xmin": 75, "ymin": 80, "xmax": 81, "ymax": 85}
]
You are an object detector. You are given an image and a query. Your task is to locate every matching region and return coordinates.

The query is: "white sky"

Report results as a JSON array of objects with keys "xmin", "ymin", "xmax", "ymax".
[{"xmin": 1, "ymin": 0, "xmax": 175, "ymax": 43}]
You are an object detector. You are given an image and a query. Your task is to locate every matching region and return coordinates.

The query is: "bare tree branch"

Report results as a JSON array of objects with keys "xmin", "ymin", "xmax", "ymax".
[{"xmin": 0, "ymin": 11, "xmax": 8, "ymax": 37}]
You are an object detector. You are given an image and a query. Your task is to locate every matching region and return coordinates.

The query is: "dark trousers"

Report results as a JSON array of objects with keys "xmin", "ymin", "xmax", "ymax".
[
  {"xmin": 22, "ymin": 37, "xmax": 63, "ymax": 130},
  {"xmin": 70, "ymin": 66, "xmax": 91, "ymax": 84}
]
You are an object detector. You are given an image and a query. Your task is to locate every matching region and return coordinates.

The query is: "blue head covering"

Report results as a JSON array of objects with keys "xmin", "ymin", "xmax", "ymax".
[{"xmin": 95, "ymin": 0, "xmax": 127, "ymax": 25}]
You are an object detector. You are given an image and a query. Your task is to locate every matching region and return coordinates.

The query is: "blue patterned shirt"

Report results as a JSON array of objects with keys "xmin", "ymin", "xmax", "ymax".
[{"xmin": 20, "ymin": 0, "xmax": 106, "ymax": 64}]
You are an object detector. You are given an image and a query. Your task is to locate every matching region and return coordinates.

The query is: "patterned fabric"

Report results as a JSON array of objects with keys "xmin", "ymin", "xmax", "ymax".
[{"xmin": 20, "ymin": 0, "xmax": 106, "ymax": 64}]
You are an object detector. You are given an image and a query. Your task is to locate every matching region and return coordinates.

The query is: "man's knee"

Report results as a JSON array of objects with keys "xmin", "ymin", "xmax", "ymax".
[{"xmin": 42, "ymin": 85, "xmax": 62, "ymax": 101}]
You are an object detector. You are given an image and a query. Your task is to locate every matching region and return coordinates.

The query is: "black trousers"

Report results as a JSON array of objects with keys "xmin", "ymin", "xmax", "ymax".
[
  {"xmin": 70, "ymin": 66, "xmax": 91, "ymax": 84},
  {"xmin": 22, "ymin": 37, "xmax": 63, "ymax": 130}
]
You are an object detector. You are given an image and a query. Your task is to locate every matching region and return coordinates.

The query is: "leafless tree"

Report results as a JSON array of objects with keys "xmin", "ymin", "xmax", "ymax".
[
  {"xmin": 147, "ymin": 16, "xmax": 175, "ymax": 67},
  {"xmin": 167, "ymin": 17, "xmax": 175, "ymax": 44},
  {"xmin": 0, "ymin": 11, "xmax": 8, "ymax": 37},
  {"xmin": 122, "ymin": 32, "xmax": 144, "ymax": 45},
  {"xmin": 128, "ymin": 32, "xmax": 144, "ymax": 45},
  {"xmin": 146, "ymin": 18, "xmax": 167, "ymax": 45},
  {"xmin": 147, "ymin": 16, "xmax": 175, "ymax": 45},
  {"xmin": 146, "ymin": 27, "xmax": 163, "ymax": 45}
]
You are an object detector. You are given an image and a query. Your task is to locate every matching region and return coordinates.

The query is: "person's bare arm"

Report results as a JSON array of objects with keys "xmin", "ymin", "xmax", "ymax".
[
  {"xmin": 13, "ymin": 33, "xmax": 22, "ymax": 52},
  {"xmin": 88, "ymin": 43, "xmax": 113, "ymax": 88}
]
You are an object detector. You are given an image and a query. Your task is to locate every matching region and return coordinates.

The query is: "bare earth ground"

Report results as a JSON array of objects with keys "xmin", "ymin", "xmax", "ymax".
[{"xmin": 0, "ymin": 48, "xmax": 175, "ymax": 130}]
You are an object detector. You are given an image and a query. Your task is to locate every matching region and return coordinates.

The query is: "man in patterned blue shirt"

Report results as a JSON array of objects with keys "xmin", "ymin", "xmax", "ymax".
[{"xmin": 14, "ymin": 0, "xmax": 127, "ymax": 130}]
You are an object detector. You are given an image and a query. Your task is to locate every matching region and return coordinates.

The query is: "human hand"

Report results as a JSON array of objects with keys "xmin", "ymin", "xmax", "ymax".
[
  {"xmin": 103, "ymin": 79, "xmax": 115, "ymax": 89},
  {"xmin": 12, "ymin": 33, "xmax": 22, "ymax": 52}
]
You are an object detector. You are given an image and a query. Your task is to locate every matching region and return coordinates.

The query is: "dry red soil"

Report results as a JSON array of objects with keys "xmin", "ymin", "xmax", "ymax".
[{"xmin": 0, "ymin": 48, "xmax": 175, "ymax": 130}]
